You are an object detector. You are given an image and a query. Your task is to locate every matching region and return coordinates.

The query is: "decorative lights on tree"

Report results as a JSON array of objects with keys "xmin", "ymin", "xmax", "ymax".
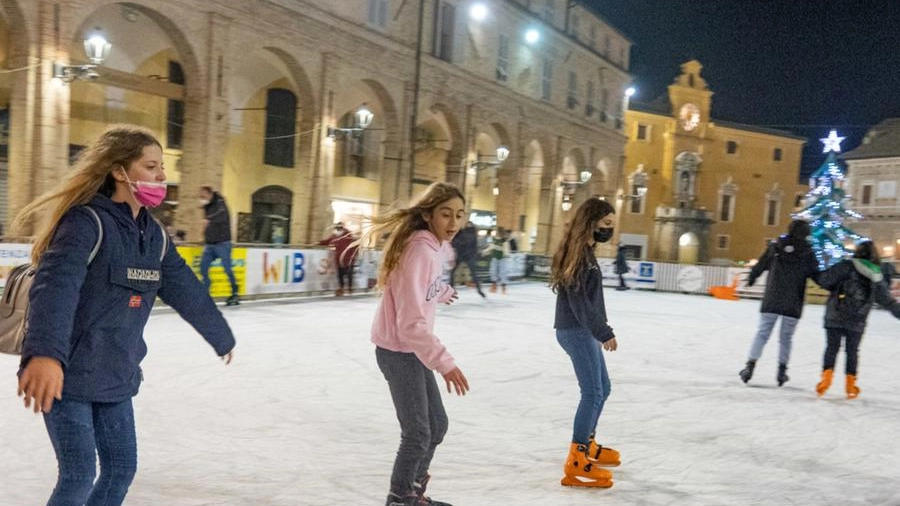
[{"xmin": 793, "ymin": 129, "xmax": 865, "ymax": 269}]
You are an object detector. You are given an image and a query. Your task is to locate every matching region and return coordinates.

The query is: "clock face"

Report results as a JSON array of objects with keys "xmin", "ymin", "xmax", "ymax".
[{"xmin": 679, "ymin": 103, "xmax": 701, "ymax": 131}]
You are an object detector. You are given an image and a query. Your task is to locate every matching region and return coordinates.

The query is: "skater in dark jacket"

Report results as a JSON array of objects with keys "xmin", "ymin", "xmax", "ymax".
[
  {"xmin": 739, "ymin": 219, "xmax": 821, "ymax": 386},
  {"xmin": 814, "ymin": 240, "xmax": 900, "ymax": 398},
  {"xmin": 199, "ymin": 185, "xmax": 240, "ymax": 305},
  {"xmin": 13, "ymin": 125, "xmax": 235, "ymax": 506},
  {"xmin": 449, "ymin": 221, "xmax": 485, "ymax": 297},
  {"xmin": 614, "ymin": 243, "xmax": 630, "ymax": 291},
  {"xmin": 551, "ymin": 198, "xmax": 620, "ymax": 489}
]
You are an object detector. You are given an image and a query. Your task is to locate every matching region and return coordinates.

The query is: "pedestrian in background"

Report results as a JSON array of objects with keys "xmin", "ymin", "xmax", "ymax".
[
  {"xmin": 814, "ymin": 240, "xmax": 900, "ymax": 399},
  {"xmin": 13, "ymin": 125, "xmax": 235, "ymax": 506},
  {"xmin": 483, "ymin": 227, "xmax": 511, "ymax": 294},
  {"xmin": 360, "ymin": 182, "xmax": 470, "ymax": 506},
  {"xmin": 198, "ymin": 185, "xmax": 239, "ymax": 306},
  {"xmin": 614, "ymin": 243, "xmax": 630, "ymax": 291},
  {"xmin": 550, "ymin": 197, "xmax": 620, "ymax": 489},
  {"xmin": 450, "ymin": 220, "xmax": 485, "ymax": 297},
  {"xmin": 319, "ymin": 221, "xmax": 359, "ymax": 296},
  {"xmin": 738, "ymin": 219, "xmax": 821, "ymax": 386}
]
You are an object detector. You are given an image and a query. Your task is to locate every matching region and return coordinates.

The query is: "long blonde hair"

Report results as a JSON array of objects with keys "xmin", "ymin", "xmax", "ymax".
[
  {"xmin": 13, "ymin": 125, "xmax": 162, "ymax": 265},
  {"xmin": 357, "ymin": 182, "xmax": 465, "ymax": 288},
  {"xmin": 550, "ymin": 197, "xmax": 615, "ymax": 291}
]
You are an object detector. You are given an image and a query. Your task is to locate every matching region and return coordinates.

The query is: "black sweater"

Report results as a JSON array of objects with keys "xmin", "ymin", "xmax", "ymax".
[{"xmin": 554, "ymin": 254, "xmax": 615, "ymax": 342}]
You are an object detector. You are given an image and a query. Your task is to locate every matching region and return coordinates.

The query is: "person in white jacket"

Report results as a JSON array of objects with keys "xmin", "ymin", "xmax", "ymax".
[{"xmin": 360, "ymin": 182, "xmax": 470, "ymax": 506}]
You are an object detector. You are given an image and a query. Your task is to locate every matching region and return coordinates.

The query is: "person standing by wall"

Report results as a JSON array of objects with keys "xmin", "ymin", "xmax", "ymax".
[
  {"xmin": 450, "ymin": 221, "xmax": 485, "ymax": 297},
  {"xmin": 13, "ymin": 125, "xmax": 235, "ymax": 506},
  {"xmin": 361, "ymin": 182, "xmax": 470, "ymax": 506},
  {"xmin": 738, "ymin": 220, "xmax": 820, "ymax": 387},
  {"xmin": 319, "ymin": 222, "xmax": 359, "ymax": 296},
  {"xmin": 551, "ymin": 198, "xmax": 620, "ymax": 489},
  {"xmin": 198, "ymin": 185, "xmax": 239, "ymax": 306}
]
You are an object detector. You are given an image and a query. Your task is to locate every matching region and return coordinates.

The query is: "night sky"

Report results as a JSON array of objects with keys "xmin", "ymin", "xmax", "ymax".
[{"xmin": 585, "ymin": 0, "xmax": 900, "ymax": 181}]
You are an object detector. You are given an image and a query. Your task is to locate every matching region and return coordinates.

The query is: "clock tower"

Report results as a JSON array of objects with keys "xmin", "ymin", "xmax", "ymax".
[{"xmin": 668, "ymin": 60, "xmax": 713, "ymax": 135}]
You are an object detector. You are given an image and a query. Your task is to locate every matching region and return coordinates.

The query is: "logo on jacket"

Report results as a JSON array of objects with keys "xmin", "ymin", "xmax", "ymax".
[
  {"xmin": 129, "ymin": 295, "xmax": 142, "ymax": 308},
  {"xmin": 425, "ymin": 276, "xmax": 442, "ymax": 302},
  {"xmin": 126, "ymin": 268, "xmax": 161, "ymax": 282}
]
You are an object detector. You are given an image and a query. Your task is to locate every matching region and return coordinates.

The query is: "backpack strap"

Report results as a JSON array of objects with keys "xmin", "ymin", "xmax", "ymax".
[
  {"xmin": 153, "ymin": 218, "xmax": 168, "ymax": 262},
  {"xmin": 83, "ymin": 206, "xmax": 103, "ymax": 264}
]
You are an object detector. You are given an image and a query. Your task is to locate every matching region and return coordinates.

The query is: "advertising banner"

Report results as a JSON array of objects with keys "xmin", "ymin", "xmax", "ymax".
[
  {"xmin": 177, "ymin": 245, "xmax": 247, "ymax": 297},
  {"xmin": 0, "ymin": 243, "xmax": 31, "ymax": 290}
]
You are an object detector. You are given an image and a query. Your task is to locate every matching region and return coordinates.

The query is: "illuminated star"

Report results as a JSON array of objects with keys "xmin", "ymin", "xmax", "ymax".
[{"xmin": 820, "ymin": 130, "xmax": 845, "ymax": 153}]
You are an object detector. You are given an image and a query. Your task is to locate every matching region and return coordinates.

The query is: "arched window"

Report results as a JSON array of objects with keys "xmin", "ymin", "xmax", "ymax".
[
  {"xmin": 248, "ymin": 185, "xmax": 292, "ymax": 244},
  {"xmin": 264, "ymin": 88, "xmax": 297, "ymax": 168},
  {"xmin": 167, "ymin": 61, "xmax": 185, "ymax": 149}
]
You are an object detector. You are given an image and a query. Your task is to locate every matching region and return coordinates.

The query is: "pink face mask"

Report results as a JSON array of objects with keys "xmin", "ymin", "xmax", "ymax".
[{"xmin": 122, "ymin": 171, "xmax": 167, "ymax": 208}]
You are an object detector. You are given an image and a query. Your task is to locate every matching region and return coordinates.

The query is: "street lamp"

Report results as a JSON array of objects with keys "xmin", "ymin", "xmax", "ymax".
[
  {"xmin": 558, "ymin": 170, "xmax": 593, "ymax": 211},
  {"xmin": 53, "ymin": 29, "xmax": 111, "ymax": 83},
  {"xmin": 470, "ymin": 145, "xmax": 509, "ymax": 195},
  {"xmin": 327, "ymin": 104, "xmax": 375, "ymax": 138}
]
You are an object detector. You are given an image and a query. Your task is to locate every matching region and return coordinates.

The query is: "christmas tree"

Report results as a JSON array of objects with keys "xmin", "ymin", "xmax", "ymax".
[{"xmin": 793, "ymin": 130, "xmax": 865, "ymax": 269}]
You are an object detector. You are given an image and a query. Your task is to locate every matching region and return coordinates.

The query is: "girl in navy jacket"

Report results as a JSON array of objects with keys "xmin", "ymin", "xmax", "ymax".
[
  {"xmin": 13, "ymin": 125, "xmax": 236, "ymax": 506},
  {"xmin": 550, "ymin": 198, "xmax": 620, "ymax": 489}
]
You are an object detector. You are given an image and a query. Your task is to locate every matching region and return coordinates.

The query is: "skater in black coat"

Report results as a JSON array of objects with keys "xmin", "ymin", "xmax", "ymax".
[
  {"xmin": 614, "ymin": 243, "xmax": 630, "ymax": 291},
  {"xmin": 814, "ymin": 240, "xmax": 900, "ymax": 398},
  {"xmin": 738, "ymin": 220, "xmax": 821, "ymax": 386}
]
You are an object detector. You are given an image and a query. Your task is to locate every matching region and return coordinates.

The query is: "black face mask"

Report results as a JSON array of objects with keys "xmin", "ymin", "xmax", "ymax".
[{"xmin": 593, "ymin": 227, "xmax": 614, "ymax": 243}]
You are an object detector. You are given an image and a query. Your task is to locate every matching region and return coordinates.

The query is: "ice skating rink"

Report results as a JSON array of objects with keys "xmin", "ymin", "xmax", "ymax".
[{"xmin": 3, "ymin": 281, "xmax": 900, "ymax": 506}]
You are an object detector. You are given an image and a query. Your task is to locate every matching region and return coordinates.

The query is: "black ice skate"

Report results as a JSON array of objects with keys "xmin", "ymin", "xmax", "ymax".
[
  {"xmin": 415, "ymin": 474, "xmax": 452, "ymax": 506},
  {"xmin": 739, "ymin": 360, "xmax": 756, "ymax": 383},
  {"xmin": 226, "ymin": 294, "xmax": 240, "ymax": 306},
  {"xmin": 777, "ymin": 363, "xmax": 789, "ymax": 387}
]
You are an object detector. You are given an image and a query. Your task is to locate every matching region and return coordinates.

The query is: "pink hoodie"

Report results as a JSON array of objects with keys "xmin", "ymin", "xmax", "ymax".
[{"xmin": 371, "ymin": 230, "xmax": 457, "ymax": 374}]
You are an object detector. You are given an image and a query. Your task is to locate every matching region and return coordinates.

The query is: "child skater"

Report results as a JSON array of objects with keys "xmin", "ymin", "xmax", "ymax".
[
  {"xmin": 361, "ymin": 182, "xmax": 470, "ymax": 506},
  {"xmin": 13, "ymin": 125, "xmax": 236, "ymax": 506},
  {"xmin": 814, "ymin": 240, "xmax": 900, "ymax": 398},
  {"xmin": 550, "ymin": 197, "xmax": 620, "ymax": 489}
]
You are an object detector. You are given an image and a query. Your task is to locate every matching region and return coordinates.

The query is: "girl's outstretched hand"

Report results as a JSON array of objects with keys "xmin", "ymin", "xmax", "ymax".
[
  {"xmin": 18, "ymin": 357, "xmax": 64, "ymax": 413},
  {"xmin": 446, "ymin": 289, "xmax": 459, "ymax": 305},
  {"xmin": 442, "ymin": 366, "xmax": 469, "ymax": 396}
]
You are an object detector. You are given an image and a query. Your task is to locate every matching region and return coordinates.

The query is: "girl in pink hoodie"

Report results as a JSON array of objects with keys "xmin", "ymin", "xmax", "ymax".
[{"xmin": 361, "ymin": 182, "xmax": 470, "ymax": 506}]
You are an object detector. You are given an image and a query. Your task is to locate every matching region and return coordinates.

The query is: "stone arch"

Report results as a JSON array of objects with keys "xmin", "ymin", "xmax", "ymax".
[{"xmin": 0, "ymin": 0, "xmax": 31, "ymax": 228}]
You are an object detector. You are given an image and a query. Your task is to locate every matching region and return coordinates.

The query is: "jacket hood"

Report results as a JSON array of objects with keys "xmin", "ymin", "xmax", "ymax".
[
  {"xmin": 408, "ymin": 229, "xmax": 443, "ymax": 251},
  {"xmin": 88, "ymin": 194, "xmax": 148, "ymax": 228},
  {"xmin": 851, "ymin": 258, "xmax": 884, "ymax": 283},
  {"xmin": 774, "ymin": 234, "xmax": 812, "ymax": 261}
]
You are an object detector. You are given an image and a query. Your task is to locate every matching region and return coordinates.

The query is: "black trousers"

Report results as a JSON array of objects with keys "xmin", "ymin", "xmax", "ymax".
[
  {"xmin": 823, "ymin": 327, "xmax": 863, "ymax": 375},
  {"xmin": 450, "ymin": 256, "xmax": 482, "ymax": 290},
  {"xmin": 337, "ymin": 264, "xmax": 354, "ymax": 289}
]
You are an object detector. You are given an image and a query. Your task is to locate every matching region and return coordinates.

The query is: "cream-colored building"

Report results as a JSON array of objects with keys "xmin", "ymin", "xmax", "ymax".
[
  {"xmin": 842, "ymin": 118, "xmax": 900, "ymax": 261},
  {"xmin": 620, "ymin": 61, "xmax": 808, "ymax": 264},
  {"xmin": 0, "ymin": 0, "xmax": 634, "ymax": 255}
]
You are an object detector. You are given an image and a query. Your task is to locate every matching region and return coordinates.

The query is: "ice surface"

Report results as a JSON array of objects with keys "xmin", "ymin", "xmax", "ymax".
[{"xmin": 3, "ymin": 282, "xmax": 900, "ymax": 505}]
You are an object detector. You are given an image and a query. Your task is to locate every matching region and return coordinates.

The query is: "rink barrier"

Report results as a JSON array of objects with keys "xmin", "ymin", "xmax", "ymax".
[{"xmin": 3, "ymin": 242, "xmax": 898, "ymax": 303}]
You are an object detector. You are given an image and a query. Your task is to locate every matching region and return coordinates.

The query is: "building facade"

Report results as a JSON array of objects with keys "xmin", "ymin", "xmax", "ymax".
[
  {"xmin": 842, "ymin": 118, "xmax": 900, "ymax": 261},
  {"xmin": 620, "ymin": 60, "xmax": 808, "ymax": 264},
  {"xmin": 0, "ymin": 0, "xmax": 634, "ymax": 256}
]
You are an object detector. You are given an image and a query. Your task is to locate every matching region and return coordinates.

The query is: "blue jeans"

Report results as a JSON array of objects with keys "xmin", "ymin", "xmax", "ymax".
[
  {"xmin": 43, "ymin": 398, "xmax": 137, "ymax": 506},
  {"xmin": 489, "ymin": 257, "xmax": 509, "ymax": 284},
  {"xmin": 375, "ymin": 347, "xmax": 448, "ymax": 497},
  {"xmin": 556, "ymin": 327, "xmax": 611, "ymax": 445},
  {"xmin": 748, "ymin": 312, "xmax": 799, "ymax": 365},
  {"xmin": 200, "ymin": 241, "xmax": 238, "ymax": 295}
]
